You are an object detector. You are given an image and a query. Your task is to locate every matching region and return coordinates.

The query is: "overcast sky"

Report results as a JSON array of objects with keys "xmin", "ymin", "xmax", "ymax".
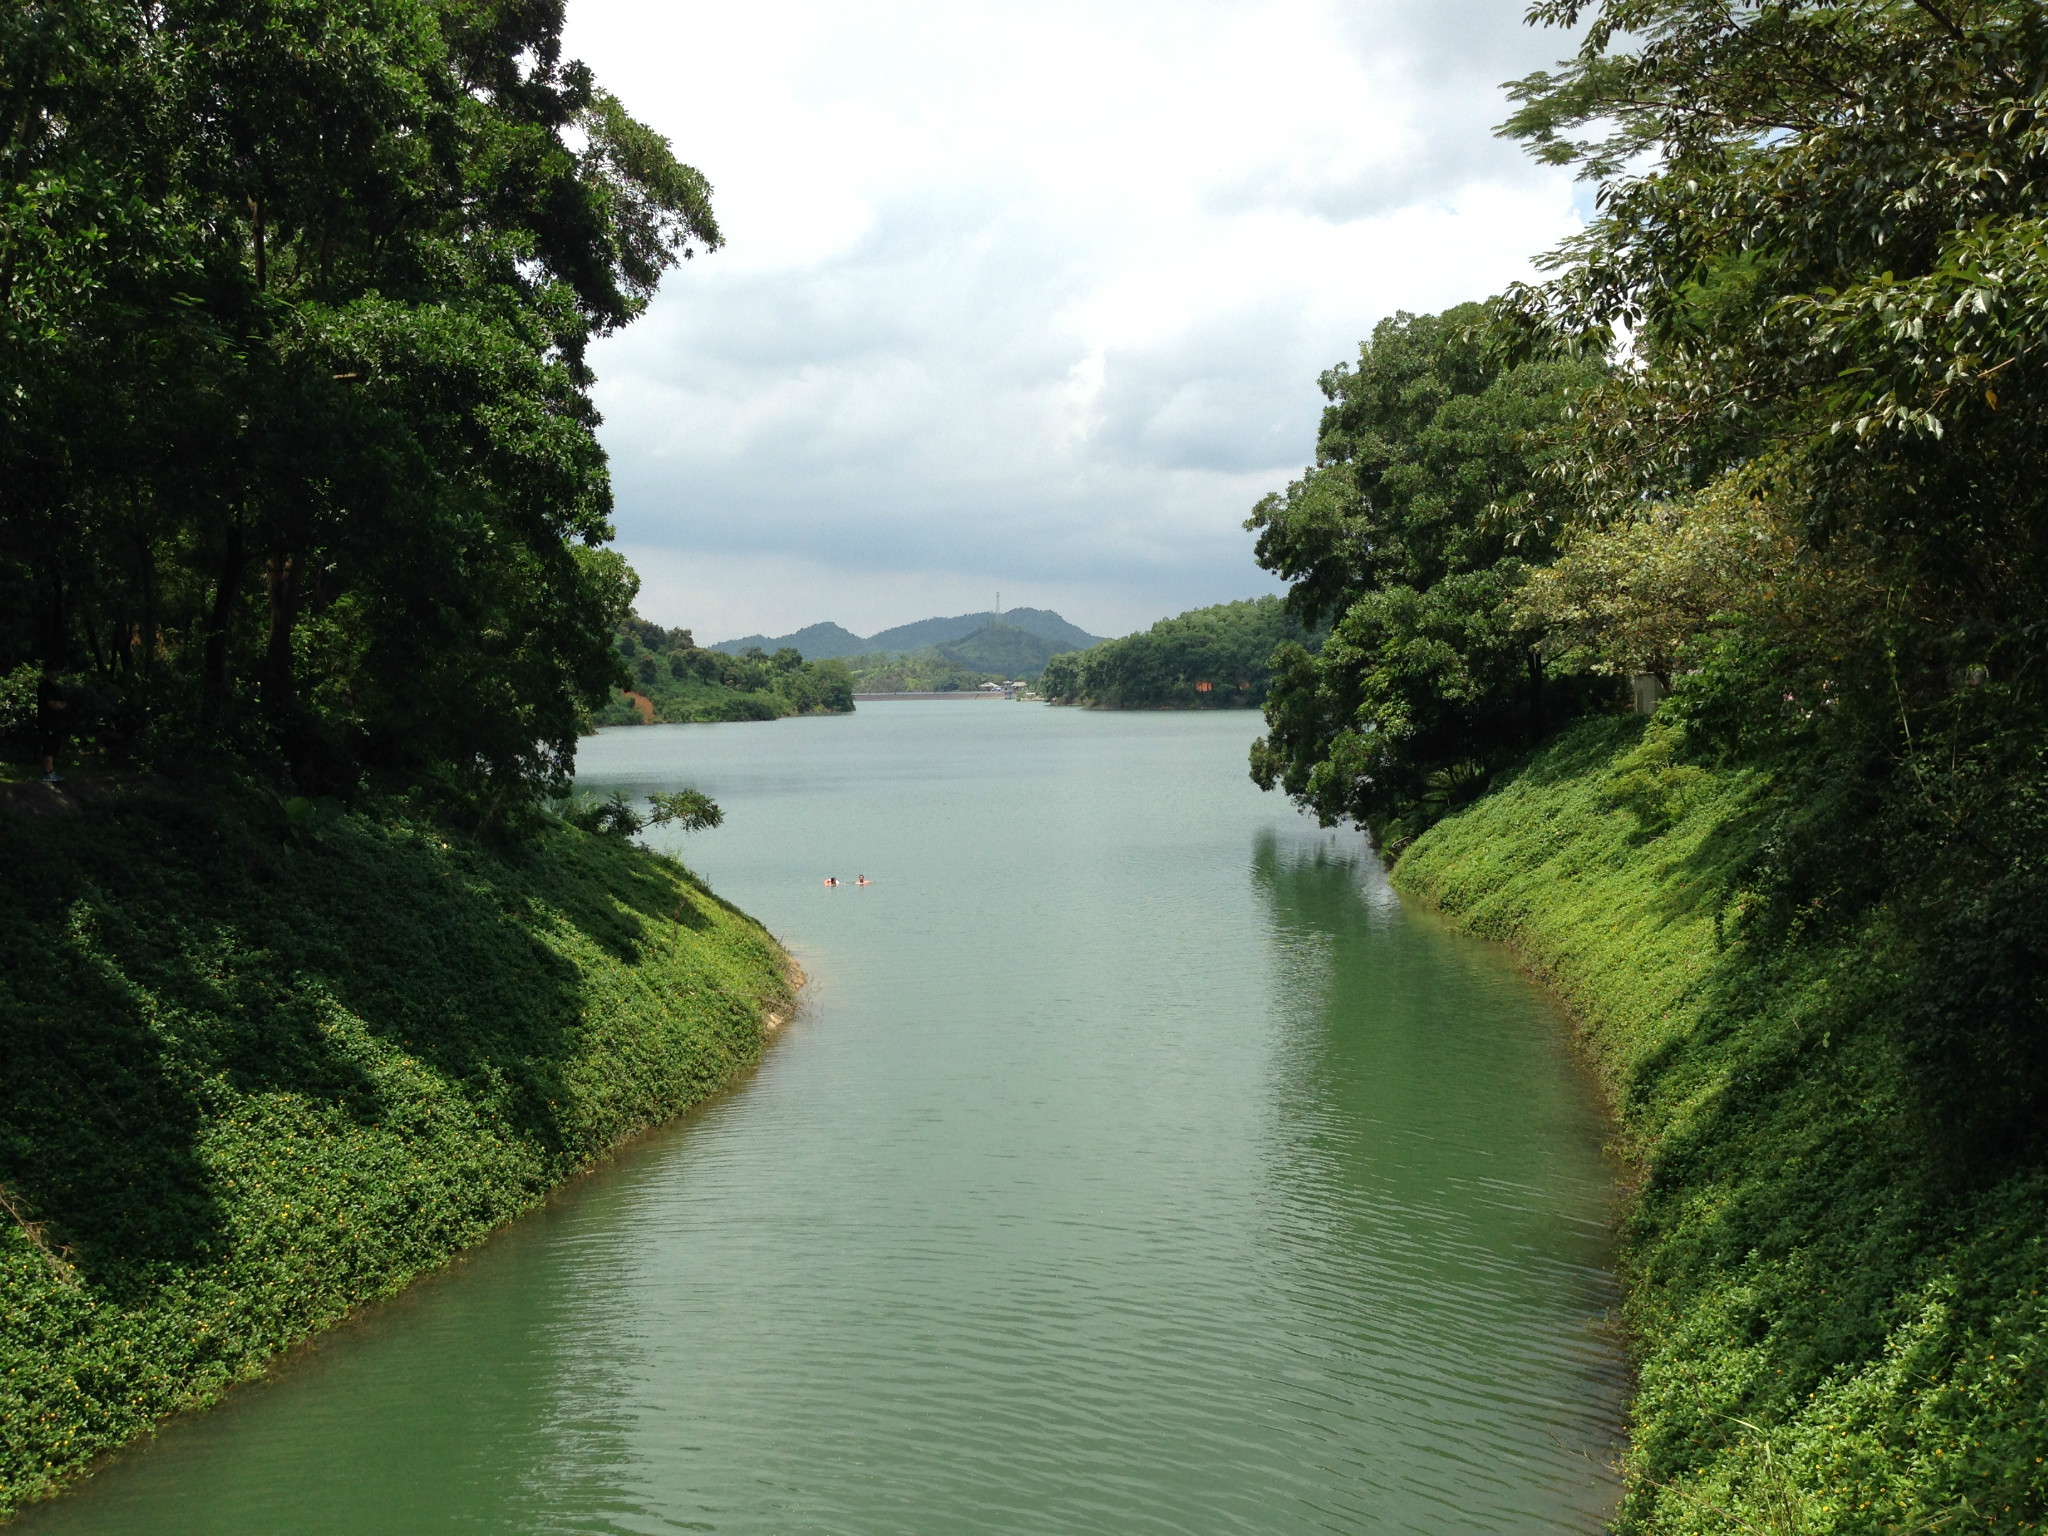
[{"xmin": 562, "ymin": 0, "xmax": 1588, "ymax": 642}]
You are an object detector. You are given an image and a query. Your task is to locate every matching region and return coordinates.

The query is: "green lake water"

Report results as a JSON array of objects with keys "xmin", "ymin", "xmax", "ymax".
[{"xmin": 22, "ymin": 704, "xmax": 1624, "ymax": 1533}]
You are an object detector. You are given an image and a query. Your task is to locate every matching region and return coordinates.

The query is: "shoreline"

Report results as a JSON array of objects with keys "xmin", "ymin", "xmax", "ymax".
[
  {"xmin": 1389, "ymin": 716, "xmax": 2048, "ymax": 1533},
  {"xmin": 850, "ymin": 690, "xmax": 1021, "ymax": 700},
  {"xmin": 0, "ymin": 796, "xmax": 799, "ymax": 1520}
]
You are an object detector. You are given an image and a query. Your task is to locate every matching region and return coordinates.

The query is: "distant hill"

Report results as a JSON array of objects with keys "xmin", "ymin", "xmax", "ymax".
[
  {"xmin": 864, "ymin": 607, "xmax": 1101, "ymax": 654},
  {"xmin": 933, "ymin": 621, "xmax": 1074, "ymax": 679},
  {"xmin": 706, "ymin": 621, "xmax": 868, "ymax": 660},
  {"xmin": 711, "ymin": 608, "xmax": 1102, "ymax": 659}
]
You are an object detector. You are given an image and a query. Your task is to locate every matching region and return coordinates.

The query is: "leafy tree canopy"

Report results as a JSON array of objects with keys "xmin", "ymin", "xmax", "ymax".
[
  {"xmin": 1495, "ymin": 0, "xmax": 2048, "ymax": 1158},
  {"xmin": 1246, "ymin": 307, "xmax": 1606, "ymax": 842},
  {"xmin": 1, "ymin": 0, "xmax": 718, "ymax": 824},
  {"xmin": 1499, "ymin": 1, "xmax": 2048, "ymax": 581},
  {"xmin": 1040, "ymin": 596, "xmax": 1313, "ymax": 709}
]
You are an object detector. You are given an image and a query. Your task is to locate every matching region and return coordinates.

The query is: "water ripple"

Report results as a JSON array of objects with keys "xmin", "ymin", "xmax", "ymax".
[{"xmin": 25, "ymin": 708, "xmax": 1623, "ymax": 1536}]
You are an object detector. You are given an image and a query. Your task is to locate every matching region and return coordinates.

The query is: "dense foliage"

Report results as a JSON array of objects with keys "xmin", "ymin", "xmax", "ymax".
[
  {"xmin": 600, "ymin": 615, "xmax": 854, "ymax": 725},
  {"xmin": 1040, "ymin": 596, "xmax": 1312, "ymax": 708},
  {"xmin": 838, "ymin": 619, "xmax": 1080, "ymax": 692},
  {"xmin": 0, "ymin": 782, "xmax": 790, "ymax": 1517},
  {"xmin": 0, "ymin": 0, "xmax": 717, "ymax": 816},
  {"xmin": 840, "ymin": 652, "xmax": 1004, "ymax": 694},
  {"xmin": 1243, "ymin": 2, "xmax": 2048, "ymax": 1530},
  {"xmin": 1493, "ymin": 0, "xmax": 2048, "ymax": 1174},
  {"xmin": 1246, "ymin": 305, "xmax": 1606, "ymax": 843},
  {"xmin": 1401, "ymin": 719, "xmax": 2048, "ymax": 1536}
]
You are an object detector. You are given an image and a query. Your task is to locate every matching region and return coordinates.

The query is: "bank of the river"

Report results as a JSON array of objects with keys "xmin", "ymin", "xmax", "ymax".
[
  {"xmin": 16, "ymin": 707, "xmax": 1628, "ymax": 1534},
  {"xmin": 1395, "ymin": 716, "xmax": 2048, "ymax": 1534},
  {"xmin": 0, "ymin": 782, "xmax": 794, "ymax": 1520}
]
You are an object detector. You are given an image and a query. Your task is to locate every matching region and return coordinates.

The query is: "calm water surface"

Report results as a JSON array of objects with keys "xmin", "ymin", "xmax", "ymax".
[{"xmin": 25, "ymin": 704, "xmax": 1624, "ymax": 1534}]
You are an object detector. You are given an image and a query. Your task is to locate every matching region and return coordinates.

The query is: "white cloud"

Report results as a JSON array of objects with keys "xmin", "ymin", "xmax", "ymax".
[{"xmin": 564, "ymin": 0, "xmax": 1585, "ymax": 641}]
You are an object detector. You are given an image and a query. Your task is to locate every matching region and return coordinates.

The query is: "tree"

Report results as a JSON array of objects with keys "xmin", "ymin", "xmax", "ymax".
[
  {"xmin": 1496, "ymin": 0, "xmax": 2048, "ymax": 1155},
  {"xmin": 1039, "ymin": 597, "xmax": 1312, "ymax": 709},
  {"xmin": 1514, "ymin": 465, "xmax": 1803, "ymax": 684},
  {"xmin": 1498, "ymin": 1, "xmax": 2048, "ymax": 682},
  {"xmin": 0, "ymin": 0, "xmax": 719, "ymax": 817},
  {"xmin": 647, "ymin": 789, "xmax": 723, "ymax": 833},
  {"xmin": 551, "ymin": 787, "xmax": 720, "ymax": 840},
  {"xmin": 1246, "ymin": 306, "xmax": 1605, "ymax": 844}
]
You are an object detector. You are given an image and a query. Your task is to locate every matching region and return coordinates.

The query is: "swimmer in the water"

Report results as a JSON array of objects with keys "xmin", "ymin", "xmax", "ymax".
[
  {"xmin": 855, "ymin": 876, "xmax": 870, "ymax": 886},
  {"xmin": 823, "ymin": 876, "xmax": 838, "ymax": 886}
]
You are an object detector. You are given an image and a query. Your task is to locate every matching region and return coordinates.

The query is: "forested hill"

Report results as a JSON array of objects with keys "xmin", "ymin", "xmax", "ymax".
[
  {"xmin": 703, "ymin": 622, "xmax": 868, "ymax": 661},
  {"xmin": 868, "ymin": 608, "xmax": 1100, "ymax": 654},
  {"xmin": 1040, "ymin": 598, "xmax": 1312, "ymax": 708},
  {"xmin": 606, "ymin": 615, "xmax": 853, "ymax": 725},
  {"xmin": 837, "ymin": 620, "xmax": 1081, "ymax": 689},
  {"xmin": 924, "ymin": 619, "xmax": 1072, "ymax": 679},
  {"xmin": 711, "ymin": 608, "xmax": 1101, "ymax": 658}
]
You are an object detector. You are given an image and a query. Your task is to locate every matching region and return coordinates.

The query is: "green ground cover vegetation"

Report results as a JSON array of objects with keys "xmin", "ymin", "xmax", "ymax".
[
  {"xmin": 0, "ymin": 2, "xmax": 811, "ymax": 1512},
  {"xmin": 0, "ymin": 781, "xmax": 790, "ymax": 1518},
  {"xmin": 1040, "ymin": 596, "xmax": 1314, "ymax": 708},
  {"xmin": 1397, "ymin": 720, "xmax": 2048, "ymax": 1533},
  {"xmin": 1248, "ymin": 4, "xmax": 2048, "ymax": 1528}
]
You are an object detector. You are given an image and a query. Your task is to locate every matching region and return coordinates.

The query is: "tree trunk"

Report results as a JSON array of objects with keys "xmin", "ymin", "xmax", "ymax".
[
  {"xmin": 262, "ymin": 547, "xmax": 299, "ymax": 721},
  {"xmin": 201, "ymin": 524, "xmax": 244, "ymax": 733},
  {"xmin": 35, "ymin": 568, "xmax": 66, "ymax": 776},
  {"xmin": 249, "ymin": 197, "xmax": 267, "ymax": 292}
]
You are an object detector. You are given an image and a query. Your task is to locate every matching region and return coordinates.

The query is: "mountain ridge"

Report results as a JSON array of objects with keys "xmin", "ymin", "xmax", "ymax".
[{"xmin": 710, "ymin": 608, "xmax": 1102, "ymax": 659}]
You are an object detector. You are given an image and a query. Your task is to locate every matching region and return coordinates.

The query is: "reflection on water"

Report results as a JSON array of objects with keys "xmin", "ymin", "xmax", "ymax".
[
  {"xmin": 24, "ymin": 706, "xmax": 1621, "ymax": 1535},
  {"xmin": 1251, "ymin": 831, "xmax": 1624, "ymax": 1530}
]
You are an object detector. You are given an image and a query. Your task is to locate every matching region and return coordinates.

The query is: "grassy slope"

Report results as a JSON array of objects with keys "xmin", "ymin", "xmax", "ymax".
[
  {"xmin": 1395, "ymin": 717, "xmax": 2048, "ymax": 1535},
  {"xmin": 0, "ymin": 784, "xmax": 792, "ymax": 1517}
]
